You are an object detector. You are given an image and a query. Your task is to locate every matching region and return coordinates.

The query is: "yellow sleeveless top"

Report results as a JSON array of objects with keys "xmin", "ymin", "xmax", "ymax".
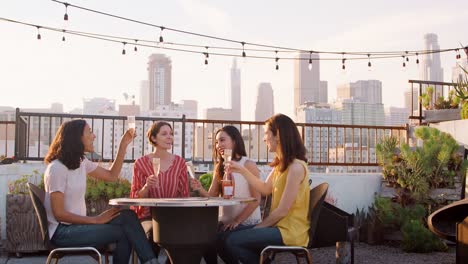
[{"xmin": 271, "ymin": 159, "xmax": 310, "ymax": 246}]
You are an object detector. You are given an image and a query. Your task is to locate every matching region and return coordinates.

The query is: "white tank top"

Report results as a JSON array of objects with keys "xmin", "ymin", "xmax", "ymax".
[{"xmin": 220, "ymin": 156, "xmax": 261, "ymax": 225}]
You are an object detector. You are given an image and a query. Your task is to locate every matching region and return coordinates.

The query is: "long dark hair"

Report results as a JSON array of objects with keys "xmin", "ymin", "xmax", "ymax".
[
  {"xmin": 45, "ymin": 119, "xmax": 87, "ymax": 170},
  {"xmin": 147, "ymin": 121, "xmax": 173, "ymax": 147},
  {"xmin": 213, "ymin": 125, "xmax": 247, "ymax": 179},
  {"xmin": 266, "ymin": 114, "xmax": 306, "ymax": 172}
]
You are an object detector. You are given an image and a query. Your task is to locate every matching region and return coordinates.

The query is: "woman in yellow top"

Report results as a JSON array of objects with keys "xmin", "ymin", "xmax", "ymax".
[{"xmin": 224, "ymin": 113, "xmax": 310, "ymax": 264}]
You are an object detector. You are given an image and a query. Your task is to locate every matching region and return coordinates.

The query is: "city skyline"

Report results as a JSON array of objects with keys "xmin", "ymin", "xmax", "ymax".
[{"xmin": 1, "ymin": 0, "xmax": 467, "ymax": 121}]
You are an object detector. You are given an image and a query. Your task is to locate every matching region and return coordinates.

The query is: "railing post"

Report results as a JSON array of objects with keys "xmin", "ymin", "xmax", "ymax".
[
  {"xmin": 181, "ymin": 114, "xmax": 186, "ymax": 159},
  {"xmin": 14, "ymin": 107, "xmax": 19, "ymax": 160},
  {"xmin": 419, "ymin": 83, "xmax": 423, "ymax": 125}
]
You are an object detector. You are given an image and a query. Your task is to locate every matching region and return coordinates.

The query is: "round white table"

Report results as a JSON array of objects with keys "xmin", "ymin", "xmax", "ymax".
[{"xmin": 109, "ymin": 197, "xmax": 256, "ymax": 264}]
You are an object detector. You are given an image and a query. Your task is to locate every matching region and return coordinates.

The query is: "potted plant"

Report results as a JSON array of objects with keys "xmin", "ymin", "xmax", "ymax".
[
  {"xmin": 6, "ymin": 171, "xmax": 46, "ymax": 255},
  {"xmin": 85, "ymin": 177, "xmax": 131, "ymax": 216},
  {"xmin": 421, "ymin": 86, "xmax": 461, "ymax": 122},
  {"xmin": 454, "ymin": 65, "xmax": 468, "ymax": 119}
]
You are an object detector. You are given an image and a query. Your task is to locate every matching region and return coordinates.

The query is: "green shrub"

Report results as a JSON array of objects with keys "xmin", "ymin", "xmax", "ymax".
[
  {"xmin": 401, "ymin": 220, "xmax": 448, "ymax": 253},
  {"xmin": 85, "ymin": 177, "xmax": 131, "ymax": 202},
  {"xmin": 199, "ymin": 173, "xmax": 213, "ymax": 191}
]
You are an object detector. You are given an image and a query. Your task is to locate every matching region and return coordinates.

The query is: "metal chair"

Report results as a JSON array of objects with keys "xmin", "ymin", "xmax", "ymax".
[
  {"xmin": 259, "ymin": 182, "xmax": 329, "ymax": 264},
  {"xmin": 27, "ymin": 182, "xmax": 109, "ymax": 264}
]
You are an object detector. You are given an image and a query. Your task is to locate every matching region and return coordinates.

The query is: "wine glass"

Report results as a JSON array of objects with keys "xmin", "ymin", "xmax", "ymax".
[
  {"xmin": 223, "ymin": 149, "xmax": 232, "ymax": 164},
  {"xmin": 186, "ymin": 161, "xmax": 196, "ymax": 179},
  {"xmin": 127, "ymin": 116, "xmax": 136, "ymax": 148},
  {"xmin": 152, "ymin": 157, "xmax": 161, "ymax": 188}
]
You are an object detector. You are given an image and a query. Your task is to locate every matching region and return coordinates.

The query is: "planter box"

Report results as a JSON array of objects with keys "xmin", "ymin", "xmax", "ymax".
[
  {"xmin": 6, "ymin": 194, "xmax": 46, "ymax": 253},
  {"xmin": 424, "ymin": 109, "xmax": 460, "ymax": 123},
  {"xmin": 6, "ymin": 194, "xmax": 111, "ymax": 254}
]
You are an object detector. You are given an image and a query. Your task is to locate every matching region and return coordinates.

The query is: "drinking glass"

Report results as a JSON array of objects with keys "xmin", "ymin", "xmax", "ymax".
[
  {"xmin": 223, "ymin": 149, "xmax": 232, "ymax": 163},
  {"xmin": 152, "ymin": 157, "xmax": 160, "ymax": 188},
  {"xmin": 186, "ymin": 161, "xmax": 196, "ymax": 179}
]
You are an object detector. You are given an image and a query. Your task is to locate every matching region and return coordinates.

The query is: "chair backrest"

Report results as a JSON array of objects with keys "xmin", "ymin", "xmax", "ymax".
[
  {"xmin": 307, "ymin": 183, "xmax": 329, "ymax": 248},
  {"xmin": 27, "ymin": 182, "xmax": 52, "ymax": 249}
]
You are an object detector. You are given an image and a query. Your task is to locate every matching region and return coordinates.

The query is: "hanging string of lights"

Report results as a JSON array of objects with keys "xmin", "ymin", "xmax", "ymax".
[
  {"xmin": 1, "ymin": 16, "xmax": 466, "ymax": 71},
  {"xmin": 50, "ymin": 0, "xmax": 467, "ymax": 59}
]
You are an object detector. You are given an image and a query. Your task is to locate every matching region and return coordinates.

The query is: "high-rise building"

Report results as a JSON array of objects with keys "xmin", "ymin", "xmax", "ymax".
[
  {"xmin": 385, "ymin": 107, "xmax": 409, "ymax": 126},
  {"xmin": 294, "ymin": 52, "xmax": 321, "ymax": 115},
  {"xmin": 319, "ymin": 81, "xmax": 328, "ymax": 104},
  {"xmin": 337, "ymin": 80, "xmax": 382, "ymax": 104},
  {"xmin": 147, "ymin": 54, "xmax": 172, "ymax": 109},
  {"xmin": 230, "ymin": 59, "xmax": 241, "ymax": 120},
  {"xmin": 139, "ymin": 80, "xmax": 149, "ymax": 112},
  {"xmin": 254, "ymin": 82, "xmax": 274, "ymax": 121},
  {"xmin": 420, "ymin": 33, "xmax": 444, "ymax": 97},
  {"xmin": 452, "ymin": 61, "xmax": 468, "ymax": 82}
]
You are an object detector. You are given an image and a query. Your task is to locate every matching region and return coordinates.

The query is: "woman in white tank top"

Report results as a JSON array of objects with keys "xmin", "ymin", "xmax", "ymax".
[{"xmin": 190, "ymin": 125, "xmax": 261, "ymax": 264}]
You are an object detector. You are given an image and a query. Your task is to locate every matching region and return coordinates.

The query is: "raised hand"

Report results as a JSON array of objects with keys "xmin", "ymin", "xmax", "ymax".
[{"xmin": 120, "ymin": 128, "xmax": 136, "ymax": 147}]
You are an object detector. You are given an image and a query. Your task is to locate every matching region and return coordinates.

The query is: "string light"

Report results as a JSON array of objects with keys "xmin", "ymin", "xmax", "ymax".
[
  {"xmin": 405, "ymin": 51, "xmax": 409, "ymax": 62},
  {"xmin": 308, "ymin": 51, "xmax": 313, "ymax": 71},
  {"xmin": 204, "ymin": 47, "xmax": 209, "ymax": 65},
  {"xmin": 416, "ymin": 53, "xmax": 419, "ymax": 64},
  {"xmin": 455, "ymin": 49, "xmax": 461, "ymax": 62},
  {"xmin": 36, "ymin": 26, "xmax": 41, "ymax": 40},
  {"xmin": 63, "ymin": 3, "xmax": 69, "ymax": 21},
  {"xmin": 342, "ymin": 53, "xmax": 346, "ymax": 70},
  {"xmin": 134, "ymin": 40, "xmax": 138, "ymax": 52},
  {"xmin": 241, "ymin": 42, "xmax": 246, "ymax": 57},
  {"xmin": 402, "ymin": 56, "xmax": 406, "ymax": 69},
  {"xmin": 275, "ymin": 51, "xmax": 279, "ymax": 70},
  {"xmin": 367, "ymin": 54, "xmax": 372, "ymax": 69},
  {"xmin": 121, "ymin": 42, "xmax": 126, "ymax": 55},
  {"xmin": 159, "ymin": 26, "xmax": 164, "ymax": 43},
  {"xmin": 62, "ymin": 29, "xmax": 66, "ymax": 41}
]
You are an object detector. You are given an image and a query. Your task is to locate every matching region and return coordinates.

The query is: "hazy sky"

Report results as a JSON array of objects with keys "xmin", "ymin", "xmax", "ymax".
[{"xmin": 1, "ymin": 0, "xmax": 467, "ymax": 120}]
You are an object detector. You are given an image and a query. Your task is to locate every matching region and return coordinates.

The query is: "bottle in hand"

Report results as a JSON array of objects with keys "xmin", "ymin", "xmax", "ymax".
[{"xmin": 222, "ymin": 172, "xmax": 235, "ymax": 199}]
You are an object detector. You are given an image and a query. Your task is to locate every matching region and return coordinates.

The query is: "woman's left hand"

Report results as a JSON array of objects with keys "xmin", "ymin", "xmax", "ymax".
[{"xmin": 222, "ymin": 220, "xmax": 240, "ymax": 231}]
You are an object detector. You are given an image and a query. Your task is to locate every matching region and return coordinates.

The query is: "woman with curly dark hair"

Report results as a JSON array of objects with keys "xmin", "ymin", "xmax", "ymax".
[{"xmin": 43, "ymin": 119, "xmax": 157, "ymax": 264}]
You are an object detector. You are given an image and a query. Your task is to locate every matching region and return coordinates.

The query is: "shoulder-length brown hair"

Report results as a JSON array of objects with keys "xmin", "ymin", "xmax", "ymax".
[
  {"xmin": 147, "ymin": 121, "xmax": 173, "ymax": 147},
  {"xmin": 44, "ymin": 119, "xmax": 87, "ymax": 170},
  {"xmin": 266, "ymin": 114, "xmax": 306, "ymax": 172},
  {"xmin": 213, "ymin": 125, "xmax": 247, "ymax": 179}
]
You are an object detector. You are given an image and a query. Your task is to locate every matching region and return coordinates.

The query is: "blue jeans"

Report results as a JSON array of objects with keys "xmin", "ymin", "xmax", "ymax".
[
  {"xmin": 223, "ymin": 225, "xmax": 284, "ymax": 264},
  {"xmin": 203, "ymin": 224, "xmax": 250, "ymax": 264},
  {"xmin": 51, "ymin": 209, "xmax": 156, "ymax": 264}
]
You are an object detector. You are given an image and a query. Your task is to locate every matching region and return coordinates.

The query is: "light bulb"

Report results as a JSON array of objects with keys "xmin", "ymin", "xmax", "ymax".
[{"xmin": 308, "ymin": 59, "xmax": 313, "ymax": 71}]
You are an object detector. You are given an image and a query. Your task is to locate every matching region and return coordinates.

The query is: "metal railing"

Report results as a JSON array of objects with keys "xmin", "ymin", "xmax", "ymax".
[
  {"xmin": 13, "ymin": 108, "xmax": 407, "ymax": 168},
  {"xmin": 408, "ymin": 80, "xmax": 459, "ymax": 125},
  {"xmin": 0, "ymin": 121, "xmax": 15, "ymax": 158}
]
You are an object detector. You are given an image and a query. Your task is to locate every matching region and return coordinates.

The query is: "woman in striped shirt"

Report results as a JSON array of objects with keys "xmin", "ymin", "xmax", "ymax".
[{"xmin": 130, "ymin": 121, "xmax": 189, "ymax": 252}]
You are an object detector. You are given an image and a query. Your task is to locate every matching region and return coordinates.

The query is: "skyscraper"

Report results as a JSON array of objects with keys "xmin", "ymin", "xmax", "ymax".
[
  {"xmin": 230, "ymin": 58, "xmax": 241, "ymax": 120},
  {"xmin": 147, "ymin": 54, "xmax": 172, "ymax": 110},
  {"xmin": 420, "ymin": 33, "xmax": 444, "ymax": 82},
  {"xmin": 294, "ymin": 52, "xmax": 321, "ymax": 115},
  {"xmin": 420, "ymin": 33, "xmax": 444, "ymax": 97},
  {"xmin": 254, "ymin": 82, "xmax": 274, "ymax": 121},
  {"xmin": 337, "ymin": 80, "xmax": 382, "ymax": 104}
]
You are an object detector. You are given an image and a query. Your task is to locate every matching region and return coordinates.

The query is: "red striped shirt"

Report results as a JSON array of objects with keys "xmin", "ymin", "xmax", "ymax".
[{"xmin": 130, "ymin": 154, "xmax": 189, "ymax": 219}]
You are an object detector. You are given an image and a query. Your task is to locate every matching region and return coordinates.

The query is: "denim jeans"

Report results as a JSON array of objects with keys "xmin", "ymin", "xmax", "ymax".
[
  {"xmin": 51, "ymin": 209, "xmax": 156, "ymax": 264},
  {"xmin": 223, "ymin": 225, "xmax": 284, "ymax": 264},
  {"xmin": 203, "ymin": 223, "xmax": 250, "ymax": 264}
]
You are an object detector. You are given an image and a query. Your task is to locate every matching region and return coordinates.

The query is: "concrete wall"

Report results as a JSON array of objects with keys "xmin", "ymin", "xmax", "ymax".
[
  {"xmin": 430, "ymin": 119, "xmax": 468, "ymax": 148},
  {"xmin": 310, "ymin": 173, "xmax": 382, "ymax": 214}
]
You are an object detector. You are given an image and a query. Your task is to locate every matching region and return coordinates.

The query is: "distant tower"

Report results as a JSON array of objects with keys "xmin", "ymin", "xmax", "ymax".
[
  {"xmin": 147, "ymin": 54, "xmax": 172, "ymax": 110},
  {"xmin": 420, "ymin": 33, "xmax": 444, "ymax": 97},
  {"xmin": 255, "ymin": 83, "xmax": 274, "ymax": 121},
  {"xmin": 294, "ymin": 52, "xmax": 321, "ymax": 115},
  {"xmin": 230, "ymin": 58, "xmax": 241, "ymax": 120}
]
